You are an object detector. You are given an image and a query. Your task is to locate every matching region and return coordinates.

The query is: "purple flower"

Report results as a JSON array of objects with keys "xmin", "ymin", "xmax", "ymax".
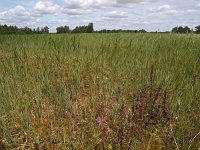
[
  {"xmin": 67, "ymin": 112, "xmax": 72, "ymax": 119},
  {"xmin": 96, "ymin": 116, "xmax": 102, "ymax": 125}
]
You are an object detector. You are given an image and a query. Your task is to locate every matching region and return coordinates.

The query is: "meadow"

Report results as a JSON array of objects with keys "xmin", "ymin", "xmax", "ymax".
[{"xmin": 0, "ymin": 33, "xmax": 200, "ymax": 149}]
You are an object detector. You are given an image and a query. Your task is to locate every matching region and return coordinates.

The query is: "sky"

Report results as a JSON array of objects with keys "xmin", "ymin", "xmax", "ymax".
[{"xmin": 0, "ymin": 0, "xmax": 200, "ymax": 32}]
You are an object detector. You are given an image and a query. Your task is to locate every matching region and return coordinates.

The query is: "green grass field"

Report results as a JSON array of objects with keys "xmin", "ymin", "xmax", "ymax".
[{"xmin": 0, "ymin": 33, "xmax": 200, "ymax": 149}]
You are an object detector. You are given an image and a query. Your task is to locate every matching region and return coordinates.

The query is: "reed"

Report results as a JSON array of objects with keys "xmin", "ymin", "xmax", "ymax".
[{"xmin": 0, "ymin": 33, "xmax": 199, "ymax": 149}]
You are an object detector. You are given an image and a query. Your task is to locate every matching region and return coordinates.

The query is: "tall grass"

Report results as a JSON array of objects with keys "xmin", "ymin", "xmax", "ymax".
[{"xmin": 0, "ymin": 33, "xmax": 200, "ymax": 149}]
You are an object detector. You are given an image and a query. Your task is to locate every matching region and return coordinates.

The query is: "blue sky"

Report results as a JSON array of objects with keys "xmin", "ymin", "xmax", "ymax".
[{"xmin": 0, "ymin": 0, "xmax": 200, "ymax": 32}]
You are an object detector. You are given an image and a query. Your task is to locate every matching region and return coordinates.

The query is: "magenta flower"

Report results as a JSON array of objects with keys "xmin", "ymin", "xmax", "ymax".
[{"xmin": 96, "ymin": 116, "xmax": 102, "ymax": 125}]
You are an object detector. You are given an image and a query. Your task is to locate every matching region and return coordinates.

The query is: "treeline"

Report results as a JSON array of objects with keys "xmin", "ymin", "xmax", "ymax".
[
  {"xmin": 171, "ymin": 25, "xmax": 200, "ymax": 34},
  {"xmin": 0, "ymin": 24, "xmax": 49, "ymax": 34},
  {"xmin": 56, "ymin": 23, "xmax": 94, "ymax": 33},
  {"xmin": 0, "ymin": 23, "xmax": 200, "ymax": 34},
  {"xmin": 95, "ymin": 29, "xmax": 147, "ymax": 33}
]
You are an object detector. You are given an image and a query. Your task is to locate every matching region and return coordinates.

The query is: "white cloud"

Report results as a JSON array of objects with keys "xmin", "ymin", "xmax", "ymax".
[
  {"xmin": 115, "ymin": 0, "xmax": 156, "ymax": 5},
  {"xmin": 63, "ymin": 8, "xmax": 90, "ymax": 16},
  {"xmin": 158, "ymin": 5, "xmax": 171, "ymax": 11},
  {"xmin": 150, "ymin": 4, "xmax": 183, "ymax": 18},
  {"xmin": 186, "ymin": 9, "xmax": 197, "ymax": 13},
  {"xmin": 34, "ymin": 0, "xmax": 60, "ymax": 14},
  {"xmin": 105, "ymin": 11, "xmax": 128, "ymax": 19},
  {"xmin": 0, "ymin": 5, "xmax": 28, "ymax": 17},
  {"xmin": 0, "ymin": 5, "xmax": 34, "ymax": 23},
  {"xmin": 64, "ymin": 0, "xmax": 158, "ymax": 9},
  {"xmin": 64, "ymin": 0, "xmax": 112, "ymax": 9}
]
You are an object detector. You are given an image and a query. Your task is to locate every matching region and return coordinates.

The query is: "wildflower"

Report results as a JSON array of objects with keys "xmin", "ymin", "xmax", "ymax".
[
  {"xmin": 96, "ymin": 116, "xmax": 102, "ymax": 125},
  {"xmin": 67, "ymin": 112, "xmax": 72, "ymax": 119}
]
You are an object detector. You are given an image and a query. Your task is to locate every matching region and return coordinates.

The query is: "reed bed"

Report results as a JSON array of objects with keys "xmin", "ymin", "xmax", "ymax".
[{"xmin": 0, "ymin": 33, "xmax": 199, "ymax": 149}]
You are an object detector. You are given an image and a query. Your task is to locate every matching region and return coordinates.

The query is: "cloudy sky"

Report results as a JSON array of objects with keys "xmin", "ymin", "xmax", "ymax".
[{"xmin": 0, "ymin": 0, "xmax": 200, "ymax": 32}]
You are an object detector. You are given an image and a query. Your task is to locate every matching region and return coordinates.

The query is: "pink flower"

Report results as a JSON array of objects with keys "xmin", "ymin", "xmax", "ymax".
[
  {"xmin": 96, "ymin": 116, "xmax": 102, "ymax": 125},
  {"xmin": 67, "ymin": 112, "xmax": 72, "ymax": 118}
]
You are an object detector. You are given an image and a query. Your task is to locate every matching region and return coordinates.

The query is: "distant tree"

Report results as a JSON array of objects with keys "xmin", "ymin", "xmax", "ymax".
[
  {"xmin": 56, "ymin": 27, "xmax": 61, "ymax": 33},
  {"xmin": 172, "ymin": 26, "xmax": 191, "ymax": 33},
  {"xmin": 0, "ymin": 24, "xmax": 51, "ymax": 34},
  {"xmin": 36, "ymin": 27, "xmax": 40, "ymax": 34},
  {"xmin": 87, "ymin": 23, "xmax": 94, "ymax": 33},
  {"xmin": 0, "ymin": 24, "xmax": 8, "ymax": 34},
  {"xmin": 21, "ymin": 26, "xmax": 33, "ymax": 34},
  {"xmin": 138, "ymin": 29, "xmax": 147, "ymax": 33},
  {"xmin": 33, "ymin": 28, "xmax": 36, "ymax": 33},
  {"xmin": 42, "ymin": 26, "xmax": 49, "ymax": 33},
  {"xmin": 178, "ymin": 26, "xmax": 185, "ymax": 33},
  {"xmin": 184, "ymin": 26, "xmax": 191, "ymax": 33},
  {"xmin": 8, "ymin": 26, "xmax": 18, "ymax": 34},
  {"xmin": 72, "ymin": 23, "xmax": 94, "ymax": 33},
  {"xmin": 56, "ymin": 26, "xmax": 70, "ymax": 33},
  {"xmin": 64, "ymin": 26, "xmax": 70, "ymax": 33},
  {"xmin": 195, "ymin": 25, "xmax": 200, "ymax": 34},
  {"xmin": 96, "ymin": 29, "xmax": 139, "ymax": 33},
  {"xmin": 172, "ymin": 27, "xmax": 178, "ymax": 33}
]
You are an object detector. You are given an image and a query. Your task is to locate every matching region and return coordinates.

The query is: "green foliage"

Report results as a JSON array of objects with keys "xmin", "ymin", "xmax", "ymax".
[
  {"xmin": 0, "ymin": 25, "xmax": 49, "ymax": 34},
  {"xmin": 87, "ymin": 23, "xmax": 94, "ymax": 33},
  {"xmin": 195, "ymin": 25, "xmax": 200, "ymax": 34},
  {"xmin": 41, "ymin": 26, "xmax": 49, "ymax": 34},
  {"xmin": 2, "ymin": 23, "xmax": 200, "ymax": 35},
  {"xmin": 56, "ymin": 26, "xmax": 70, "ymax": 33},
  {"xmin": 171, "ymin": 26, "xmax": 191, "ymax": 33},
  {"xmin": 0, "ymin": 34, "xmax": 200, "ymax": 149},
  {"xmin": 96, "ymin": 29, "xmax": 143, "ymax": 33},
  {"xmin": 72, "ymin": 23, "xmax": 94, "ymax": 33}
]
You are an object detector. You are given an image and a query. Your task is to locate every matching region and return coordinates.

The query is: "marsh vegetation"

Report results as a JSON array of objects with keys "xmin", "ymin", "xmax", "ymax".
[{"xmin": 0, "ymin": 33, "xmax": 199, "ymax": 149}]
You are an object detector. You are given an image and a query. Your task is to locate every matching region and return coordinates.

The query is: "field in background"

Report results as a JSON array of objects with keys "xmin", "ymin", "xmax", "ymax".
[{"xmin": 0, "ymin": 33, "xmax": 200, "ymax": 149}]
